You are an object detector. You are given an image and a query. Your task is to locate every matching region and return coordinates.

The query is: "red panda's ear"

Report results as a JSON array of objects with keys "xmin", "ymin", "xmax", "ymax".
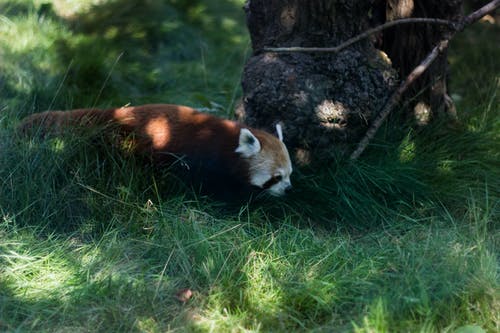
[
  {"xmin": 276, "ymin": 123, "xmax": 284, "ymax": 142},
  {"xmin": 235, "ymin": 128, "xmax": 261, "ymax": 157}
]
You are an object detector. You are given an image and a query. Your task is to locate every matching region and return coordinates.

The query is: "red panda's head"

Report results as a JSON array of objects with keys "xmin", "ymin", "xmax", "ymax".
[{"xmin": 235, "ymin": 124, "xmax": 293, "ymax": 196}]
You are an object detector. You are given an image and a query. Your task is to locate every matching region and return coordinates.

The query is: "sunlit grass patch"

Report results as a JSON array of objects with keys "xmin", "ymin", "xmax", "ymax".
[
  {"xmin": 353, "ymin": 298, "xmax": 390, "ymax": 333},
  {"xmin": 0, "ymin": 12, "xmax": 67, "ymax": 98},
  {"xmin": 1, "ymin": 231, "xmax": 80, "ymax": 302}
]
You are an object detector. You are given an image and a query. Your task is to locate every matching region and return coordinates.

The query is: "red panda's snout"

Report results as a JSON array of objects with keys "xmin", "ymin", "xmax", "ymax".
[{"xmin": 235, "ymin": 125, "xmax": 293, "ymax": 197}]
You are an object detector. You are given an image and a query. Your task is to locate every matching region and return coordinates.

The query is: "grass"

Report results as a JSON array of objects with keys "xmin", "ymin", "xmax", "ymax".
[{"xmin": 1, "ymin": 1, "xmax": 499, "ymax": 332}]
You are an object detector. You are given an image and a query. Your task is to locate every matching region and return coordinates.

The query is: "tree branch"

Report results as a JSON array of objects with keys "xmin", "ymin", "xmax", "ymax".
[
  {"xmin": 349, "ymin": 0, "xmax": 500, "ymax": 160},
  {"xmin": 460, "ymin": 0, "xmax": 500, "ymax": 28},
  {"xmin": 349, "ymin": 40, "xmax": 449, "ymax": 160},
  {"xmin": 263, "ymin": 18, "xmax": 456, "ymax": 54}
]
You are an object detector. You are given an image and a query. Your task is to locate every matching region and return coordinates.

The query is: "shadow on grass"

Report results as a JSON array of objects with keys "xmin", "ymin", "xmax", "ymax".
[
  {"xmin": 53, "ymin": 0, "xmax": 248, "ymax": 107},
  {"xmin": 0, "ymin": 231, "xmax": 187, "ymax": 332},
  {"xmin": 0, "ymin": 0, "xmax": 33, "ymax": 17},
  {"xmin": 1, "ymin": 0, "xmax": 249, "ymax": 113}
]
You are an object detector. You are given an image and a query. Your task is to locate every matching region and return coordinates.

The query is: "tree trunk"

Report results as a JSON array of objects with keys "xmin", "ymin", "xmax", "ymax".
[
  {"xmin": 380, "ymin": 0, "xmax": 463, "ymax": 125},
  {"xmin": 238, "ymin": 0, "xmax": 462, "ymax": 164}
]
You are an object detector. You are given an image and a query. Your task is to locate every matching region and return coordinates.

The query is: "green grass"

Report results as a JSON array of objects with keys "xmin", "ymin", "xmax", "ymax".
[{"xmin": 1, "ymin": 1, "xmax": 499, "ymax": 332}]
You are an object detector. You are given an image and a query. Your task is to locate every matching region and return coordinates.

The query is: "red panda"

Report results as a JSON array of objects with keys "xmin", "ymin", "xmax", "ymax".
[{"xmin": 18, "ymin": 104, "xmax": 293, "ymax": 197}]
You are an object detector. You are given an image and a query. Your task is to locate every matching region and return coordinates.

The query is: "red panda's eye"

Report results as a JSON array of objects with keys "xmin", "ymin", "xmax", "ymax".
[{"xmin": 262, "ymin": 175, "xmax": 283, "ymax": 189}]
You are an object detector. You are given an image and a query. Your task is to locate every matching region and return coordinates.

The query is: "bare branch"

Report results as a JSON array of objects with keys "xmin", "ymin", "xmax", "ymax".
[
  {"xmin": 350, "ymin": 0, "xmax": 500, "ymax": 160},
  {"xmin": 263, "ymin": 18, "xmax": 456, "ymax": 54},
  {"xmin": 461, "ymin": 0, "xmax": 500, "ymax": 28},
  {"xmin": 349, "ymin": 40, "xmax": 449, "ymax": 160}
]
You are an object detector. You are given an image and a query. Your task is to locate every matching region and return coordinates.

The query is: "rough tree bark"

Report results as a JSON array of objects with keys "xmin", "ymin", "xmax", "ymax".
[
  {"xmin": 238, "ymin": 0, "xmax": 463, "ymax": 164},
  {"xmin": 380, "ymin": 0, "xmax": 463, "ymax": 124}
]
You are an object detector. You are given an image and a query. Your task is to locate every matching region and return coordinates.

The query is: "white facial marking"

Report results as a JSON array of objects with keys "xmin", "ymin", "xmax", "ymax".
[
  {"xmin": 235, "ymin": 128, "xmax": 261, "ymax": 158},
  {"xmin": 267, "ymin": 170, "xmax": 292, "ymax": 197},
  {"xmin": 250, "ymin": 166, "xmax": 272, "ymax": 188},
  {"xmin": 250, "ymin": 163, "xmax": 293, "ymax": 197}
]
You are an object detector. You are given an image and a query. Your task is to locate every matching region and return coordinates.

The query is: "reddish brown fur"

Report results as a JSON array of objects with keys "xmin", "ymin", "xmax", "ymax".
[{"xmin": 18, "ymin": 104, "xmax": 281, "ymax": 193}]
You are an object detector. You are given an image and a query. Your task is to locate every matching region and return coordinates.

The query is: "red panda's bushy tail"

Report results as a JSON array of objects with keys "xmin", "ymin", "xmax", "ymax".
[{"xmin": 18, "ymin": 108, "xmax": 112, "ymax": 137}]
